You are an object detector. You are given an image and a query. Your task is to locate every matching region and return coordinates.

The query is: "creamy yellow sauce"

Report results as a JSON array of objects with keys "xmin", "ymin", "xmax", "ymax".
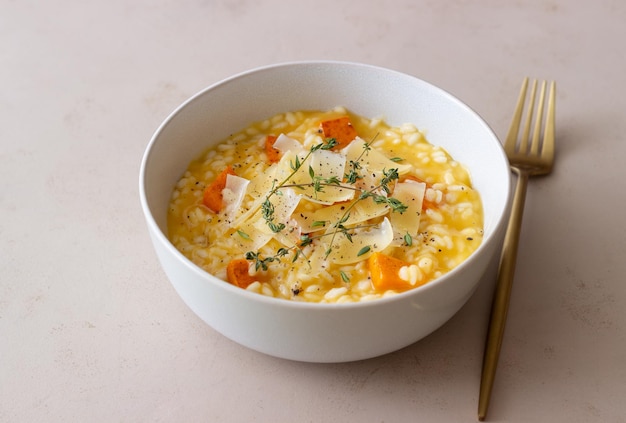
[{"xmin": 167, "ymin": 107, "xmax": 483, "ymax": 303}]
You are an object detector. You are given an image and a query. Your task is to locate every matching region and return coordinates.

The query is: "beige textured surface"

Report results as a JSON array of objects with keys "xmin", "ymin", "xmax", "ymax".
[{"xmin": 2, "ymin": 1, "xmax": 625, "ymax": 421}]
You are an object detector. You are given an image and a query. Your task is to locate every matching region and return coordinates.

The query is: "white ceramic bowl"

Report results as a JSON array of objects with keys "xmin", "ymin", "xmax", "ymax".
[{"xmin": 139, "ymin": 61, "xmax": 511, "ymax": 363}]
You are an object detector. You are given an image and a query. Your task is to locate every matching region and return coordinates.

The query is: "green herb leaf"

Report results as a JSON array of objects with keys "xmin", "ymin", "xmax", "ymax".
[
  {"xmin": 245, "ymin": 251, "xmax": 271, "ymax": 271},
  {"xmin": 268, "ymin": 221, "xmax": 286, "ymax": 233},
  {"xmin": 340, "ymin": 270, "xmax": 350, "ymax": 283},
  {"xmin": 357, "ymin": 245, "xmax": 371, "ymax": 256},
  {"xmin": 291, "ymin": 156, "xmax": 301, "ymax": 171},
  {"xmin": 237, "ymin": 230, "xmax": 251, "ymax": 240},
  {"xmin": 299, "ymin": 234, "xmax": 313, "ymax": 247},
  {"xmin": 387, "ymin": 197, "xmax": 408, "ymax": 213},
  {"xmin": 325, "ymin": 175, "xmax": 341, "ymax": 185},
  {"xmin": 322, "ymin": 138, "xmax": 338, "ymax": 150}
]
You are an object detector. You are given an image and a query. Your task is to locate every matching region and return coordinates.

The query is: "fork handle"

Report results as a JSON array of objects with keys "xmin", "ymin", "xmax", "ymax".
[{"xmin": 478, "ymin": 167, "xmax": 529, "ymax": 421}]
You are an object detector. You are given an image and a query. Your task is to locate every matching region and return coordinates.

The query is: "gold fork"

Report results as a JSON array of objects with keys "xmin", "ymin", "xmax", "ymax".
[{"xmin": 478, "ymin": 78, "xmax": 556, "ymax": 421}]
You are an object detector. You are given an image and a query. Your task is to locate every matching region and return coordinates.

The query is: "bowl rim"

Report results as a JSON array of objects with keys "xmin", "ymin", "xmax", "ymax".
[{"xmin": 139, "ymin": 59, "xmax": 511, "ymax": 309}]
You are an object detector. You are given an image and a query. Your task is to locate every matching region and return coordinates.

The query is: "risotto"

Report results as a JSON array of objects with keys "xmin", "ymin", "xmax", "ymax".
[{"xmin": 167, "ymin": 107, "xmax": 483, "ymax": 303}]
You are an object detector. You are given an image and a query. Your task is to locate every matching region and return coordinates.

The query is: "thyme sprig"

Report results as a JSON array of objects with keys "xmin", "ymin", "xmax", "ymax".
[
  {"xmin": 259, "ymin": 137, "xmax": 338, "ymax": 232},
  {"xmin": 244, "ymin": 136, "xmax": 407, "ymax": 271},
  {"xmin": 244, "ymin": 222, "xmax": 381, "ymax": 273},
  {"xmin": 321, "ymin": 167, "xmax": 406, "ymax": 259}
]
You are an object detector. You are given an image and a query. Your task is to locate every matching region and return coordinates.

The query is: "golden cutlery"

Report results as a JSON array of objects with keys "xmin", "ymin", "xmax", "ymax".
[{"xmin": 478, "ymin": 77, "xmax": 556, "ymax": 421}]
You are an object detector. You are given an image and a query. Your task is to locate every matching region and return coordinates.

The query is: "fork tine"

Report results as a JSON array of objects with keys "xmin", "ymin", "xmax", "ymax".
[
  {"xmin": 519, "ymin": 79, "xmax": 538, "ymax": 154},
  {"xmin": 530, "ymin": 80, "xmax": 547, "ymax": 155},
  {"xmin": 542, "ymin": 81, "xmax": 556, "ymax": 163},
  {"xmin": 504, "ymin": 77, "xmax": 529, "ymax": 152}
]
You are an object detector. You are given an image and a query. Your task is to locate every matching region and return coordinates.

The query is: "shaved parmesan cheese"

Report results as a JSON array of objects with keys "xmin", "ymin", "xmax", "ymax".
[
  {"xmin": 246, "ymin": 160, "xmax": 280, "ymax": 201},
  {"xmin": 232, "ymin": 219, "xmax": 273, "ymax": 251},
  {"xmin": 325, "ymin": 217, "xmax": 394, "ymax": 264},
  {"xmin": 292, "ymin": 201, "xmax": 348, "ymax": 233},
  {"xmin": 271, "ymin": 219, "xmax": 302, "ymax": 249},
  {"xmin": 343, "ymin": 137, "xmax": 412, "ymax": 175},
  {"xmin": 234, "ymin": 150, "xmax": 301, "ymax": 227},
  {"xmin": 222, "ymin": 174, "xmax": 250, "ymax": 221},
  {"xmin": 390, "ymin": 180, "xmax": 426, "ymax": 243},
  {"xmin": 353, "ymin": 196, "xmax": 391, "ymax": 221},
  {"xmin": 271, "ymin": 148, "xmax": 353, "ymax": 205},
  {"xmin": 294, "ymin": 196, "xmax": 389, "ymax": 234},
  {"xmin": 253, "ymin": 187, "xmax": 301, "ymax": 235},
  {"xmin": 273, "ymin": 134, "xmax": 304, "ymax": 155},
  {"xmin": 342, "ymin": 137, "xmax": 412, "ymax": 194},
  {"xmin": 310, "ymin": 149, "xmax": 345, "ymax": 181},
  {"xmin": 232, "ymin": 188, "xmax": 301, "ymax": 250},
  {"xmin": 273, "ymin": 188, "xmax": 301, "ymax": 228}
]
